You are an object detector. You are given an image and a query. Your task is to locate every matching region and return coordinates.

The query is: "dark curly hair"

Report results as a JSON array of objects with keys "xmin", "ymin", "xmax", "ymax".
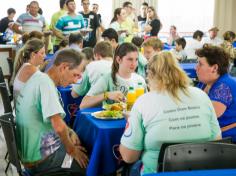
[{"xmin": 195, "ymin": 44, "xmax": 230, "ymax": 75}]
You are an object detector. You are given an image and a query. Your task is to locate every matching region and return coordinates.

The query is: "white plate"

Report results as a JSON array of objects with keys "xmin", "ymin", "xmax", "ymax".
[
  {"xmin": 91, "ymin": 111, "xmax": 124, "ymax": 120},
  {"xmin": 80, "ymin": 28, "xmax": 93, "ymax": 32}
]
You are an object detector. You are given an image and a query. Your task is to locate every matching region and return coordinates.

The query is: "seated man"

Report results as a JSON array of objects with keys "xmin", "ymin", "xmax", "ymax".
[
  {"xmin": 170, "ymin": 37, "xmax": 187, "ymax": 61},
  {"xmin": 142, "ymin": 37, "xmax": 163, "ymax": 61},
  {"xmin": 15, "ymin": 48, "xmax": 88, "ymax": 175},
  {"xmin": 185, "ymin": 30, "xmax": 204, "ymax": 59},
  {"xmin": 71, "ymin": 41, "xmax": 113, "ymax": 98},
  {"xmin": 101, "ymin": 28, "xmax": 119, "ymax": 52},
  {"xmin": 202, "ymin": 27, "xmax": 223, "ymax": 46}
]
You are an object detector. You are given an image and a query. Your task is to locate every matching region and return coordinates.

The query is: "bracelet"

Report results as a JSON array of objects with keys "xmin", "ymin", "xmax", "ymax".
[{"xmin": 104, "ymin": 92, "xmax": 109, "ymax": 100}]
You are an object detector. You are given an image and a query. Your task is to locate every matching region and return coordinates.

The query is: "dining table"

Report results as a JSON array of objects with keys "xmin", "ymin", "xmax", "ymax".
[
  {"xmin": 57, "ymin": 85, "xmax": 83, "ymax": 126},
  {"xmin": 143, "ymin": 169, "xmax": 236, "ymax": 176},
  {"xmin": 73, "ymin": 107, "xmax": 126, "ymax": 176},
  {"xmin": 180, "ymin": 63, "xmax": 197, "ymax": 78}
]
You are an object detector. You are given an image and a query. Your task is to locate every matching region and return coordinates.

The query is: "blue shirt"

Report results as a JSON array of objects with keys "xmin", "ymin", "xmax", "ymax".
[{"xmin": 197, "ymin": 74, "xmax": 236, "ymax": 128}]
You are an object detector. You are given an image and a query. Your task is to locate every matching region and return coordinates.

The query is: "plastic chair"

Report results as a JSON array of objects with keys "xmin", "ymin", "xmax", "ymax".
[
  {"xmin": 0, "ymin": 113, "xmax": 75, "ymax": 176},
  {"xmin": 0, "ymin": 113, "xmax": 23, "ymax": 175},
  {"xmin": 0, "ymin": 67, "xmax": 12, "ymax": 113},
  {"xmin": 158, "ymin": 137, "xmax": 233, "ymax": 172},
  {"xmin": 0, "ymin": 67, "xmax": 13, "ymax": 164},
  {"xmin": 162, "ymin": 142, "xmax": 236, "ymax": 172}
]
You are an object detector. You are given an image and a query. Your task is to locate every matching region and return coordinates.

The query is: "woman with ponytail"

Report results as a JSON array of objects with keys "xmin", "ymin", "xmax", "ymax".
[
  {"xmin": 13, "ymin": 38, "xmax": 45, "ymax": 99},
  {"xmin": 110, "ymin": 8, "xmax": 128, "ymax": 43},
  {"xmin": 80, "ymin": 42, "xmax": 146, "ymax": 109}
]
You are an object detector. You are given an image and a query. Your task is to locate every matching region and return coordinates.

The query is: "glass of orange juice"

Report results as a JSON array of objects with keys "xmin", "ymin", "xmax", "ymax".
[
  {"xmin": 126, "ymin": 87, "xmax": 136, "ymax": 111},
  {"xmin": 136, "ymin": 82, "xmax": 144, "ymax": 98}
]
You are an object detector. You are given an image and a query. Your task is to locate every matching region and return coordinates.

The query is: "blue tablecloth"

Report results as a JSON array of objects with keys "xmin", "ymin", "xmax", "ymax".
[
  {"xmin": 73, "ymin": 108, "xmax": 126, "ymax": 176},
  {"xmin": 143, "ymin": 169, "xmax": 236, "ymax": 176},
  {"xmin": 163, "ymin": 43, "xmax": 174, "ymax": 50},
  {"xmin": 57, "ymin": 86, "xmax": 83, "ymax": 126},
  {"xmin": 233, "ymin": 41, "xmax": 236, "ymax": 48},
  {"xmin": 44, "ymin": 54, "xmax": 54, "ymax": 61},
  {"xmin": 180, "ymin": 63, "xmax": 197, "ymax": 78}
]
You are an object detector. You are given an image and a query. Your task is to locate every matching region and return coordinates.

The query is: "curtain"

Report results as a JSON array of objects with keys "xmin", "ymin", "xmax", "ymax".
[{"xmin": 214, "ymin": 0, "xmax": 236, "ymax": 36}]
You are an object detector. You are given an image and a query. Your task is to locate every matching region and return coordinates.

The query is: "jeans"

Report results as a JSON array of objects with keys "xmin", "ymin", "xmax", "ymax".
[
  {"xmin": 27, "ymin": 144, "xmax": 86, "ymax": 175},
  {"xmin": 122, "ymin": 160, "xmax": 143, "ymax": 176}
]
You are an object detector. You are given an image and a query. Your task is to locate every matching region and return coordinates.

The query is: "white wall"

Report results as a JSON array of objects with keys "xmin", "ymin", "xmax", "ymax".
[
  {"xmin": 0, "ymin": 0, "xmax": 112, "ymax": 27},
  {"xmin": 0, "ymin": 0, "xmax": 214, "ymax": 33},
  {"xmin": 158, "ymin": 0, "xmax": 215, "ymax": 34}
]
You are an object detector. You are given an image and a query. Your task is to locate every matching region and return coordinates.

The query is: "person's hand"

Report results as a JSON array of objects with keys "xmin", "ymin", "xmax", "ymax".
[
  {"xmin": 80, "ymin": 29, "xmax": 90, "ymax": 36},
  {"xmin": 107, "ymin": 91, "xmax": 125, "ymax": 102},
  {"xmin": 122, "ymin": 111, "xmax": 130, "ymax": 120},
  {"xmin": 117, "ymin": 29, "xmax": 128, "ymax": 35},
  {"xmin": 43, "ymin": 30, "xmax": 53, "ymax": 37},
  {"xmin": 72, "ymin": 145, "xmax": 89, "ymax": 168},
  {"xmin": 68, "ymin": 128, "xmax": 81, "ymax": 146},
  {"xmin": 144, "ymin": 25, "xmax": 152, "ymax": 32}
]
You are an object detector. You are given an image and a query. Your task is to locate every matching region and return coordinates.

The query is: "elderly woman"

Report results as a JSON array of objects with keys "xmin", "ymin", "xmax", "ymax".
[
  {"xmin": 119, "ymin": 51, "xmax": 221, "ymax": 174},
  {"xmin": 221, "ymin": 31, "xmax": 236, "ymax": 62},
  {"xmin": 196, "ymin": 44, "xmax": 236, "ymax": 142}
]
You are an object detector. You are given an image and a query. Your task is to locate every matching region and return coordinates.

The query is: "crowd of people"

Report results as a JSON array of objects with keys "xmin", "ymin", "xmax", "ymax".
[{"xmin": 1, "ymin": 0, "xmax": 236, "ymax": 175}]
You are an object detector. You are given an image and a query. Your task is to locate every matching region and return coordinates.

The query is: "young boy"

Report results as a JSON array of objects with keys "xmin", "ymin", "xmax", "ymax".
[{"xmin": 171, "ymin": 37, "xmax": 187, "ymax": 61}]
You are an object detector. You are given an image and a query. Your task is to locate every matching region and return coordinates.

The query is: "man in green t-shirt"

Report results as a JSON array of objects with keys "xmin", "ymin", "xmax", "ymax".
[
  {"xmin": 15, "ymin": 48, "xmax": 88, "ymax": 175},
  {"xmin": 49, "ymin": 0, "xmax": 67, "ymax": 52}
]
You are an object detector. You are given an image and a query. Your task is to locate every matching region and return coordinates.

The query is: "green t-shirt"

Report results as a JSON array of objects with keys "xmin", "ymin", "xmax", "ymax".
[
  {"xmin": 15, "ymin": 71, "xmax": 65, "ymax": 162},
  {"xmin": 136, "ymin": 53, "xmax": 147, "ymax": 78},
  {"xmin": 121, "ymin": 87, "xmax": 221, "ymax": 174},
  {"xmin": 49, "ymin": 9, "xmax": 67, "ymax": 46},
  {"xmin": 87, "ymin": 72, "xmax": 147, "ymax": 104},
  {"xmin": 72, "ymin": 60, "xmax": 112, "ymax": 96}
]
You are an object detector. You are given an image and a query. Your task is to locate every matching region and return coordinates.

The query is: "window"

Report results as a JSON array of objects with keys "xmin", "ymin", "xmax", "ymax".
[{"xmin": 158, "ymin": 0, "xmax": 215, "ymax": 36}]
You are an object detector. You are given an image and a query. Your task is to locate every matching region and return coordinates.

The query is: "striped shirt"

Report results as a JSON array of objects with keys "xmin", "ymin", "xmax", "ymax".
[
  {"xmin": 55, "ymin": 13, "xmax": 85, "ymax": 35},
  {"xmin": 16, "ymin": 12, "xmax": 46, "ymax": 33}
]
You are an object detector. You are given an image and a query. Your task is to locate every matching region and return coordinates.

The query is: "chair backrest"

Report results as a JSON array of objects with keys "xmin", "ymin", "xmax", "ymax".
[
  {"xmin": 162, "ymin": 142, "xmax": 236, "ymax": 172},
  {"xmin": 0, "ymin": 67, "xmax": 4, "ymax": 83},
  {"xmin": 0, "ymin": 67, "xmax": 12, "ymax": 113},
  {"xmin": 0, "ymin": 113, "xmax": 22, "ymax": 174},
  {"xmin": 158, "ymin": 137, "xmax": 233, "ymax": 172}
]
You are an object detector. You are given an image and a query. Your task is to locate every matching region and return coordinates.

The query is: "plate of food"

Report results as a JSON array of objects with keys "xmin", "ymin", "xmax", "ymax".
[
  {"xmin": 103, "ymin": 102, "xmax": 127, "ymax": 111},
  {"xmin": 92, "ymin": 110, "xmax": 124, "ymax": 120},
  {"xmin": 91, "ymin": 102, "xmax": 127, "ymax": 120}
]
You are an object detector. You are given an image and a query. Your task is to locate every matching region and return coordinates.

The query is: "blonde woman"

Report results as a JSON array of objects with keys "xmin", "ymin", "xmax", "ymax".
[
  {"xmin": 120, "ymin": 51, "xmax": 221, "ymax": 174},
  {"xmin": 13, "ymin": 39, "xmax": 45, "ymax": 99}
]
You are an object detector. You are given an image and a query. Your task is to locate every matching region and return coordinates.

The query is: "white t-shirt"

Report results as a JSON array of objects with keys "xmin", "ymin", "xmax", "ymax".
[
  {"xmin": 185, "ymin": 38, "xmax": 203, "ymax": 59},
  {"xmin": 72, "ymin": 59, "xmax": 112, "ymax": 96},
  {"xmin": 87, "ymin": 72, "xmax": 147, "ymax": 104},
  {"xmin": 202, "ymin": 36, "xmax": 223, "ymax": 46},
  {"xmin": 121, "ymin": 87, "xmax": 221, "ymax": 174}
]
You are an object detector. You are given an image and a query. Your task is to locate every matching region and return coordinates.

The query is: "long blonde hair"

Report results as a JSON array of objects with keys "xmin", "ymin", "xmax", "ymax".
[
  {"xmin": 14, "ymin": 38, "xmax": 44, "ymax": 75},
  {"xmin": 148, "ymin": 51, "xmax": 190, "ymax": 102}
]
